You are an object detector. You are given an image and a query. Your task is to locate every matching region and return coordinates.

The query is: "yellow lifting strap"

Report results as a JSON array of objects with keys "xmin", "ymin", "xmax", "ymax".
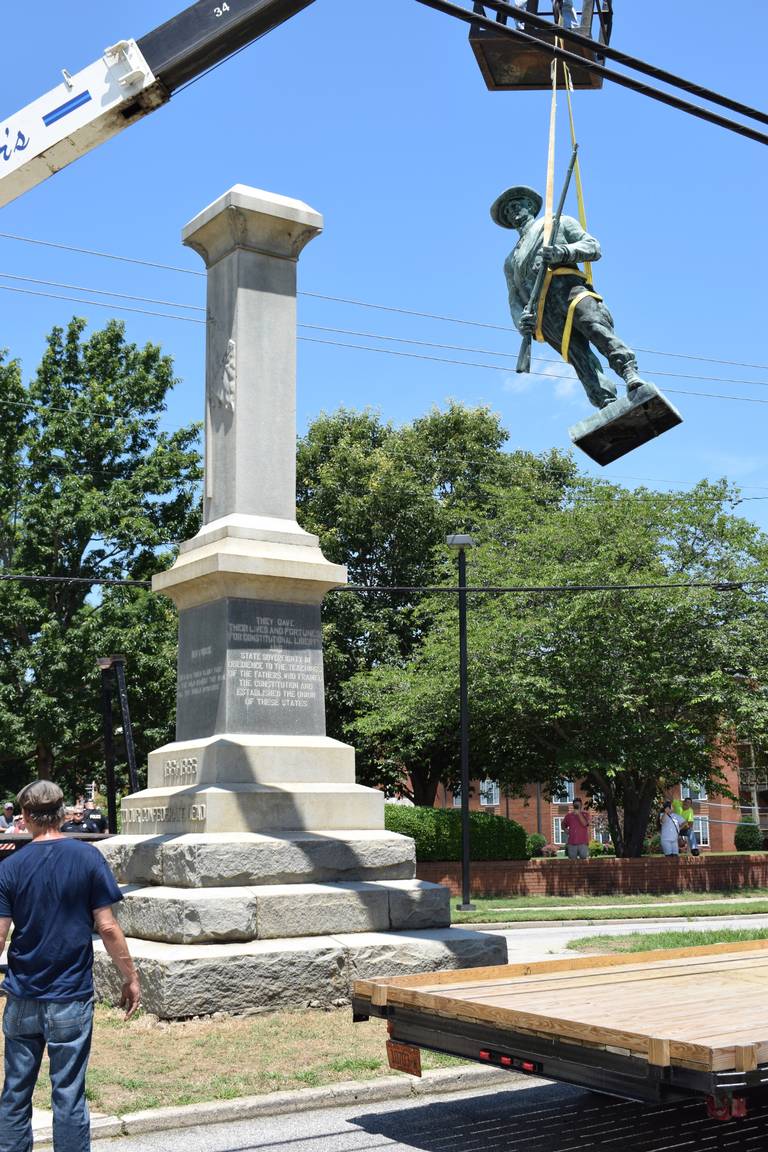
[
  {"xmin": 534, "ymin": 54, "xmax": 558, "ymax": 345},
  {"xmin": 533, "ymin": 39, "xmax": 596, "ymax": 353},
  {"xmin": 561, "ymin": 286, "xmax": 603, "ymax": 363}
]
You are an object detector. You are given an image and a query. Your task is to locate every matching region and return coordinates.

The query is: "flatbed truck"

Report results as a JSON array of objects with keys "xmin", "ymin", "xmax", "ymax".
[{"xmin": 353, "ymin": 940, "xmax": 768, "ymax": 1122}]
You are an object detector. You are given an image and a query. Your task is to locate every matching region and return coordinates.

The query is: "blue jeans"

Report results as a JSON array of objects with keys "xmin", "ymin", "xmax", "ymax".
[{"xmin": 0, "ymin": 995, "xmax": 94, "ymax": 1152}]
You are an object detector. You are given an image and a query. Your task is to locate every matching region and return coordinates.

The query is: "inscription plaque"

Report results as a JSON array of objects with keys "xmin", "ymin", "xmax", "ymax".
[{"xmin": 176, "ymin": 598, "xmax": 326, "ymax": 739}]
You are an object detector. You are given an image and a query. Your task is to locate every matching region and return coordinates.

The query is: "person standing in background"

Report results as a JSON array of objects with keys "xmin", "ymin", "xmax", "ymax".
[{"xmin": 562, "ymin": 797, "xmax": 591, "ymax": 860}]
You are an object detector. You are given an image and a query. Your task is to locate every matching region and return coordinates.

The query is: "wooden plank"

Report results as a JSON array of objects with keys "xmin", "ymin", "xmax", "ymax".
[
  {"xmin": 409, "ymin": 951, "xmax": 768, "ymax": 998},
  {"xmin": 353, "ymin": 938, "xmax": 768, "ymax": 1002},
  {"xmin": 425, "ymin": 957, "xmax": 768, "ymax": 1004},
  {"xmin": 384, "ymin": 984, "xmax": 719, "ymax": 1069}
]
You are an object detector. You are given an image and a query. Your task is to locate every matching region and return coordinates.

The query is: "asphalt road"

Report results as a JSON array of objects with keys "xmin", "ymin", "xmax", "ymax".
[
  {"xmin": 103, "ymin": 1079, "xmax": 768, "ymax": 1152},
  {"xmin": 489, "ymin": 913, "xmax": 768, "ymax": 963}
]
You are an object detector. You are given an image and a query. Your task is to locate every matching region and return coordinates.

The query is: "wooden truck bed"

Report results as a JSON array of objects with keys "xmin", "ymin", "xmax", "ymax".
[{"xmin": 352, "ymin": 941, "xmax": 768, "ymax": 1119}]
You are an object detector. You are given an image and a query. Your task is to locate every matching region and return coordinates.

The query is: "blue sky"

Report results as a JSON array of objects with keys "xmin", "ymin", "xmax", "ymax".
[{"xmin": 2, "ymin": 1, "xmax": 768, "ymax": 529}]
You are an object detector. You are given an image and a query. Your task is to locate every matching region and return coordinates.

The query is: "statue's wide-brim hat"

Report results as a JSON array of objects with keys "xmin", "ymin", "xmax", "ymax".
[{"xmin": 490, "ymin": 186, "xmax": 543, "ymax": 228}]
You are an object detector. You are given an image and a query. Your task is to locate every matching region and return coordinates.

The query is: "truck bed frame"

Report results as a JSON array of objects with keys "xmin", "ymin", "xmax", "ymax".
[{"xmin": 353, "ymin": 941, "xmax": 768, "ymax": 1121}]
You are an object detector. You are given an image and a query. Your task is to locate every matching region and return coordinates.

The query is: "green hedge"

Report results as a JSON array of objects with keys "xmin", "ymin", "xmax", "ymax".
[
  {"xmin": 735, "ymin": 817, "xmax": 764, "ymax": 852},
  {"xmin": 385, "ymin": 804, "xmax": 527, "ymax": 861},
  {"xmin": 526, "ymin": 832, "xmax": 547, "ymax": 858}
]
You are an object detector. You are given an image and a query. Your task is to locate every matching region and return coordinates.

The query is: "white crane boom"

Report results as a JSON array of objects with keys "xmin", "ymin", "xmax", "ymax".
[{"xmin": 0, "ymin": 40, "xmax": 166, "ymax": 210}]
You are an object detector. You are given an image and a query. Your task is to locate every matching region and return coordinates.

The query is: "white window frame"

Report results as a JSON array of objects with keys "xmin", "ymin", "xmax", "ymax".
[
  {"xmin": 682, "ymin": 780, "xmax": 708, "ymax": 801},
  {"xmin": 553, "ymin": 816, "xmax": 566, "ymax": 845},
  {"xmin": 452, "ymin": 788, "xmax": 462, "ymax": 808},
  {"xmin": 479, "ymin": 779, "xmax": 500, "ymax": 807},
  {"xmin": 553, "ymin": 780, "xmax": 575, "ymax": 804},
  {"xmin": 692, "ymin": 816, "xmax": 710, "ymax": 847},
  {"xmin": 592, "ymin": 820, "xmax": 611, "ymax": 845}
]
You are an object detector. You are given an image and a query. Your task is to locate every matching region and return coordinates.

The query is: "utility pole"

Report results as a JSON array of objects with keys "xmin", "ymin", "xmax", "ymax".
[
  {"xmin": 446, "ymin": 534, "xmax": 476, "ymax": 911},
  {"xmin": 96, "ymin": 654, "xmax": 138, "ymax": 833}
]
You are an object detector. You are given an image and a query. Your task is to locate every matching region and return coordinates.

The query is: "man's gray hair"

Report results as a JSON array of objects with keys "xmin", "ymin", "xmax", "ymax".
[{"xmin": 17, "ymin": 780, "xmax": 66, "ymax": 829}]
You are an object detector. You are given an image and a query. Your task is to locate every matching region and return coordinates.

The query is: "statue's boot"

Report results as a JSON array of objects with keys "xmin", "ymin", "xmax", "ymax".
[{"xmin": 622, "ymin": 363, "xmax": 651, "ymax": 396}]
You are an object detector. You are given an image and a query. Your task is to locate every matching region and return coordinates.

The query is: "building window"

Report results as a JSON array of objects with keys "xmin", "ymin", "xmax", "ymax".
[
  {"xmin": 452, "ymin": 788, "xmax": 462, "ymax": 808},
  {"xmin": 592, "ymin": 817, "xmax": 612, "ymax": 845},
  {"xmin": 682, "ymin": 780, "xmax": 708, "ymax": 801},
  {"xmin": 693, "ymin": 816, "xmax": 710, "ymax": 847},
  {"xmin": 738, "ymin": 742, "xmax": 768, "ymax": 788},
  {"xmin": 553, "ymin": 817, "xmax": 566, "ymax": 845},
  {"xmin": 552, "ymin": 780, "xmax": 575, "ymax": 803},
  {"xmin": 479, "ymin": 780, "xmax": 500, "ymax": 807}
]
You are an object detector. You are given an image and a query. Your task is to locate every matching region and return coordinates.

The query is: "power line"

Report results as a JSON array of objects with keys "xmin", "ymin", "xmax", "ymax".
[
  {"xmin": 337, "ymin": 580, "xmax": 766, "ymax": 595},
  {"xmin": 0, "ymin": 232, "xmax": 205, "ymax": 277},
  {"xmin": 0, "ymin": 272, "xmax": 205, "ymax": 313},
  {"xmin": 7, "ymin": 269, "xmax": 768, "ymax": 392},
  {"xmin": 0, "ymin": 575, "xmax": 763, "ymax": 596},
  {"xmin": 2, "ymin": 279, "xmax": 767, "ymax": 408},
  {"xmin": 299, "ymin": 334, "xmax": 768, "ymax": 406},
  {"xmin": 3, "ymin": 231, "xmax": 768, "ymax": 375},
  {"xmin": 0, "ymin": 574, "xmax": 151, "ymax": 588},
  {"xmin": 300, "ymin": 323, "xmax": 768, "ymax": 390},
  {"xmin": 609, "ymin": 475, "xmax": 768, "ymax": 494},
  {"xmin": 0, "ymin": 283, "xmax": 204, "ymax": 325}
]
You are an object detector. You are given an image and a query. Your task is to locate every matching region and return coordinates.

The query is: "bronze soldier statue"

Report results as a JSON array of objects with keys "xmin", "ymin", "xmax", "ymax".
[{"xmin": 491, "ymin": 185, "xmax": 650, "ymax": 409}]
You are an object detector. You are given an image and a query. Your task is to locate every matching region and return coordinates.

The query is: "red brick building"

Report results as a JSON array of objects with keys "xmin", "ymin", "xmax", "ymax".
[{"xmin": 431, "ymin": 745, "xmax": 761, "ymax": 854}]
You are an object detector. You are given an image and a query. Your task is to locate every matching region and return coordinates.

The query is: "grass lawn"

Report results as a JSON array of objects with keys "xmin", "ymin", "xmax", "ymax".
[
  {"xmin": 14, "ymin": 1004, "xmax": 462, "ymax": 1116},
  {"xmin": 567, "ymin": 927, "xmax": 768, "ymax": 954},
  {"xmin": 452, "ymin": 890, "xmax": 768, "ymax": 923}
]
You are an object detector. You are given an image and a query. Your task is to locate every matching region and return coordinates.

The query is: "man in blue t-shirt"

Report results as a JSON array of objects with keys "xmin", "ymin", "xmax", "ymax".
[{"xmin": 0, "ymin": 780, "xmax": 140, "ymax": 1151}]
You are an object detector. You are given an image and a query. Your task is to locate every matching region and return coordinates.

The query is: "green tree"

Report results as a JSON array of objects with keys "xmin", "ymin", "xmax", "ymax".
[
  {"xmin": 347, "ymin": 479, "xmax": 768, "ymax": 850},
  {"xmin": 0, "ymin": 319, "xmax": 201, "ymax": 796},
  {"xmin": 296, "ymin": 403, "xmax": 577, "ymax": 803}
]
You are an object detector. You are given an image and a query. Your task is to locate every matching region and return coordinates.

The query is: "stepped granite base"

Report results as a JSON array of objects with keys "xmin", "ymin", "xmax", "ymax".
[{"xmin": 94, "ymin": 928, "xmax": 507, "ymax": 1018}]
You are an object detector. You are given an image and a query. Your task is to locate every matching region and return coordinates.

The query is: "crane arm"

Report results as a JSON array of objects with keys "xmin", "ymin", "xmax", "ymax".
[
  {"xmin": 0, "ymin": 0, "xmax": 317, "ymax": 210},
  {"xmin": 137, "ymin": 0, "xmax": 317, "ymax": 94}
]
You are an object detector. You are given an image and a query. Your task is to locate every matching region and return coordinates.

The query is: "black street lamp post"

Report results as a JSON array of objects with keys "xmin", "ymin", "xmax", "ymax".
[{"xmin": 446, "ymin": 533, "xmax": 476, "ymax": 912}]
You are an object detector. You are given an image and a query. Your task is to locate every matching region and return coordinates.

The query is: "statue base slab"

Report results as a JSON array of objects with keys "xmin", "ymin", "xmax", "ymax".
[
  {"xmin": 93, "ymin": 928, "xmax": 508, "ymax": 1018},
  {"xmin": 115, "ymin": 878, "xmax": 451, "ymax": 943},
  {"xmin": 569, "ymin": 383, "xmax": 683, "ymax": 466},
  {"xmin": 98, "ymin": 831, "xmax": 417, "ymax": 888}
]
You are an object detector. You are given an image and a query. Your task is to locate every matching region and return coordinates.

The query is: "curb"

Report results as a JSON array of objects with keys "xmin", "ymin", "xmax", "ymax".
[
  {"xmin": 32, "ymin": 1066, "xmax": 516, "ymax": 1144},
  {"xmin": 463, "ymin": 913, "xmax": 768, "ymax": 930}
]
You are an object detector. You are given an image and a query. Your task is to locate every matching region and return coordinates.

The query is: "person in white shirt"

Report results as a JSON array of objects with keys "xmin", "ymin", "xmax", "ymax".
[{"xmin": 660, "ymin": 801, "xmax": 682, "ymax": 856}]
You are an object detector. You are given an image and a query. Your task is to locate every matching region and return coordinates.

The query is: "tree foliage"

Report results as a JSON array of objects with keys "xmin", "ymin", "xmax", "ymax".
[
  {"xmin": 296, "ymin": 404, "xmax": 577, "ymax": 800},
  {"xmin": 342, "ymin": 465, "xmax": 768, "ymax": 855},
  {"xmin": 0, "ymin": 319, "xmax": 201, "ymax": 796}
]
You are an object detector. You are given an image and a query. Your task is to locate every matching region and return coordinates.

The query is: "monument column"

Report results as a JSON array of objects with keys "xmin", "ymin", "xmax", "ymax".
[
  {"xmin": 122, "ymin": 186, "xmax": 378, "ymax": 834},
  {"xmin": 104, "ymin": 186, "xmax": 505, "ymax": 1019}
]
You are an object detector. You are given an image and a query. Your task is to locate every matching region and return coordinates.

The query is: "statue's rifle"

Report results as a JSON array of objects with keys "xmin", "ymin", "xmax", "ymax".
[{"xmin": 516, "ymin": 143, "xmax": 579, "ymax": 375}]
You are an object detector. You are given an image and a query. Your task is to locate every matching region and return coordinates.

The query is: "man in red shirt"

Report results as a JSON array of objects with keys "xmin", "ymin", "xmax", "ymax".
[{"xmin": 562, "ymin": 798, "xmax": 591, "ymax": 860}]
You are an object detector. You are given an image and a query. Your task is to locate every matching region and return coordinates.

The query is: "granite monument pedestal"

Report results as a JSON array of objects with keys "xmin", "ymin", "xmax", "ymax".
[{"xmin": 97, "ymin": 186, "xmax": 505, "ymax": 1017}]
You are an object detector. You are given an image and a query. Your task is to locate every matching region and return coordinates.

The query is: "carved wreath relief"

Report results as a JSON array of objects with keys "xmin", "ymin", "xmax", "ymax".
[{"xmin": 210, "ymin": 338, "xmax": 237, "ymax": 413}]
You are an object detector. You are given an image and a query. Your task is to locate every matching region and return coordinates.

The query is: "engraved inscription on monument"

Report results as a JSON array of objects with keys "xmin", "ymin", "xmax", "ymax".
[
  {"xmin": 226, "ymin": 599, "xmax": 325, "ymax": 735},
  {"xmin": 175, "ymin": 597, "xmax": 326, "ymax": 739},
  {"xmin": 123, "ymin": 803, "xmax": 207, "ymax": 828}
]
